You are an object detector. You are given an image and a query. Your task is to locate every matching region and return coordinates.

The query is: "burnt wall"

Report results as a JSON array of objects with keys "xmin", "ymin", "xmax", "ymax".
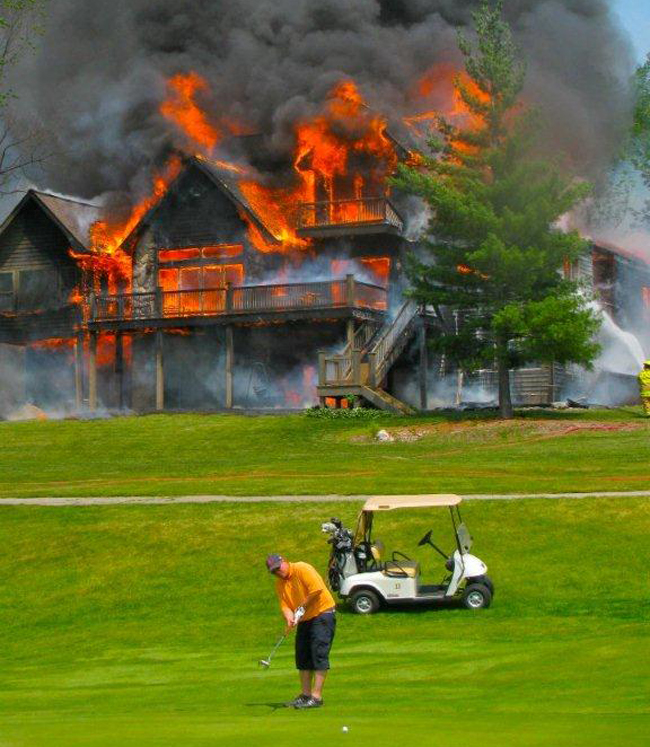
[
  {"xmin": 0, "ymin": 344, "xmax": 26, "ymax": 417},
  {"xmin": 130, "ymin": 164, "xmax": 275, "ymax": 294},
  {"xmin": 0, "ymin": 199, "xmax": 80, "ymax": 314}
]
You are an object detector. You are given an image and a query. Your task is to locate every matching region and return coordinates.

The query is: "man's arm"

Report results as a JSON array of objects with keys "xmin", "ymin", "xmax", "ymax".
[
  {"xmin": 280, "ymin": 602, "xmax": 294, "ymax": 628},
  {"xmin": 294, "ymin": 565, "xmax": 327, "ymax": 617}
]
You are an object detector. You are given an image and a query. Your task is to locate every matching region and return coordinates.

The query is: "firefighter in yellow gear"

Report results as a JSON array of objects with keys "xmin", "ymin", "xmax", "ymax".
[{"xmin": 639, "ymin": 360, "xmax": 650, "ymax": 416}]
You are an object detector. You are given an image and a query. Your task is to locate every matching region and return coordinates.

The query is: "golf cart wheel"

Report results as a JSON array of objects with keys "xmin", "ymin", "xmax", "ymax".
[
  {"xmin": 470, "ymin": 574, "xmax": 495, "ymax": 597},
  {"xmin": 350, "ymin": 589, "xmax": 381, "ymax": 615},
  {"xmin": 461, "ymin": 583, "xmax": 492, "ymax": 610}
]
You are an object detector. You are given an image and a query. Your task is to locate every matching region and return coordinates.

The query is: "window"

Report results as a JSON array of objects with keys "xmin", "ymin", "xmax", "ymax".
[
  {"xmin": 0, "ymin": 272, "xmax": 13, "ymax": 313},
  {"xmin": 158, "ymin": 264, "xmax": 244, "ymax": 292},
  {"xmin": 331, "ymin": 257, "xmax": 391, "ymax": 287},
  {"xmin": 158, "ymin": 245, "xmax": 243, "ymax": 263},
  {"xmin": 18, "ymin": 269, "xmax": 57, "ymax": 311},
  {"xmin": 158, "ymin": 263, "xmax": 245, "ymax": 316}
]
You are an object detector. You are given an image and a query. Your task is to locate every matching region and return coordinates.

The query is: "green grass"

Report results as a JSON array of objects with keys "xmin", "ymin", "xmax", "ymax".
[
  {"xmin": 0, "ymin": 407, "xmax": 648, "ymax": 497},
  {"xmin": 0, "ymin": 498, "xmax": 648, "ymax": 746}
]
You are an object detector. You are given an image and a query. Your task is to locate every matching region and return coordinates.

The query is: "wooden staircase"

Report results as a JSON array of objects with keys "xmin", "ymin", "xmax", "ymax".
[{"xmin": 317, "ymin": 300, "xmax": 420, "ymax": 414}]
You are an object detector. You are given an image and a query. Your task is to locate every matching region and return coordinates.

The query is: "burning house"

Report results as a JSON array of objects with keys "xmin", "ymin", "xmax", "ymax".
[
  {"xmin": 0, "ymin": 0, "xmax": 646, "ymax": 417},
  {"xmin": 1, "ymin": 73, "xmax": 649, "ymax": 417},
  {"xmin": 0, "ymin": 81, "xmax": 437, "ymax": 416}
]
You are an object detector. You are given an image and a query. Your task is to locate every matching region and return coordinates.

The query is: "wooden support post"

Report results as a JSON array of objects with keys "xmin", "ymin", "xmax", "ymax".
[
  {"xmin": 318, "ymin": 351, "xmax": 327, "ymax": 386},
  {"xmin": 346, "ymin": 319, "xmax": 355, "ymax": 348},
  {"xmin": 225, "ymin": 282, "xmax": 233, "ymax": 313},
  {"xmin": 89, "ymin": 292, "xmax": 96, "ymax": 322},
  {"xmin": 88, "ymin": 331, "xmax": 98, "ymax": 412},
  {"xmin": 345, "ymin": 274, "xmax": 355, "ymax": 307},
  {"xmin": 225, "ymin": 325, "xmax": 234, "ymax": 409},
  {"xmin": 74, "ymin": 333, "xmax": 83, "ymax": 411},
  {"xmin": 115, "ymin": 331, "xmax": 125, "ymax": 410},
  {"xmin": 155, "ymin": 286, "xmax": 164, "ymax": 318},
  {"xmin": 352, "ymin": 349, "xmax": 361, "ymax": 386},
  {"xmin": 155, "ymin": 330, "xmax": 164, "ymax": 411},
  {"xmin": 419, "ymin": 321, "xmax": 428, "ymax": 411},
  {"xmin": 367, "ymin": 352, "xmax": 377, "ymax": 389}
]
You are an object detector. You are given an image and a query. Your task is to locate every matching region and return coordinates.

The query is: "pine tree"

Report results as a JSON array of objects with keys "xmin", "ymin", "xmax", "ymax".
[
  {"xmin": 630, "ymin": 55, "xmax": 650, "ymax": 194},
  {"xmin": 393, "ymin": 0, "xmax": 599, "ymax": 418}
]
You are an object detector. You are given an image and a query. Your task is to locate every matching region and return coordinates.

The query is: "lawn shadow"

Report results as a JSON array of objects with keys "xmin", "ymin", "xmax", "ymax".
[
  {"xmin": 335, "ymin": 600, "xmax": 456, "ymax": 616},
  {"xmin": 245, "ymin": 701, "xmax": 291, "ymax": 713}
]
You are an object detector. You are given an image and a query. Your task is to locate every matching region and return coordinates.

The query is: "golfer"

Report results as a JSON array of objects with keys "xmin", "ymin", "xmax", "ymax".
[{"xmin": 266, "ymin": 554, "xmax": 336, "ymax": 709}]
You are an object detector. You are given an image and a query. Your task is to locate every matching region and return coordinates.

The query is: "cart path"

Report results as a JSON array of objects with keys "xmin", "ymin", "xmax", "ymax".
[{"xmin": 0, "ymin": 491, "xmax": 649, "ymax": 506}]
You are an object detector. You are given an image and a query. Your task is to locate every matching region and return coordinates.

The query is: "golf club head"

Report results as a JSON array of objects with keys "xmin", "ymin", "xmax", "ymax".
[{"xmin": 259, "ymin": 659, "xmax": 271, "ymax": 669}]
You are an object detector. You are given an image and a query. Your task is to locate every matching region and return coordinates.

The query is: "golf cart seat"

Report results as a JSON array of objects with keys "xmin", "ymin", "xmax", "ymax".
[
  {"xmin": 370, "ymin": 540, "xmax": 385, "ymax": 563},
  {"xmin": 383, "ymin": 560, "xmax": 420, "ymax": 578}
]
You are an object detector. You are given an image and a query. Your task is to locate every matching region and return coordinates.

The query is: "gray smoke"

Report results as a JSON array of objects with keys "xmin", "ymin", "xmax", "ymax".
[{"xmin": 6, "ymin": 0, "xmax": 636, "ymax": 204}]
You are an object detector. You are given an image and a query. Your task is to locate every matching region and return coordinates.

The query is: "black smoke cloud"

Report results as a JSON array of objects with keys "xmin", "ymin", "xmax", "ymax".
[{"xmin": 7, "ymin": 0, "xmax": 636, "ymax": 203}]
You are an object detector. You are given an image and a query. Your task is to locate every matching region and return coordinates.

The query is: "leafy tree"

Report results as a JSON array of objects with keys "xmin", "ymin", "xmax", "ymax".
[
  {"xmin": 393, "ymin": 0, "xmax": 599, "ymax": 418},
  {"xmin": 0, "ymin": 0, "xmax": 49, "ymax": 194},
  {"xmin": 631, "ymin": 56, "xmax": 650, "ymax": 180}
]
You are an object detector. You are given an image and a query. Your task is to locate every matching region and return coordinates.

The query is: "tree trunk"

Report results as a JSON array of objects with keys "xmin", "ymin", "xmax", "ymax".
[{"xmin": 496, "ymin": 341, "xmax": 513, "ymax": 419}]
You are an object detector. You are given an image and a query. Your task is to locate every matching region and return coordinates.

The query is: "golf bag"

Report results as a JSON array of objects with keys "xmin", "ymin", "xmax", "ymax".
[{"xmin": 321, "ymin": 518, "xmax": 355, "ymax": 591}]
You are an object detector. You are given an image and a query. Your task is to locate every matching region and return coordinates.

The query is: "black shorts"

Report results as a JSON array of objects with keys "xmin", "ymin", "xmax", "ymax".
[{"xmin": 295, "ymin": 611, "xmax": 336, "ymax": 671}]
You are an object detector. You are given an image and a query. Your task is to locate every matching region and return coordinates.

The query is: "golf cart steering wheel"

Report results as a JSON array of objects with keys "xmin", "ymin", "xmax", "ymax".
[
  {"xmin": 418, "ymin": 530, "xmax": 433, "ymax": 547},
  {"xmin": 392, "ymin": 550, "xmax": 412, "ymax": 562}
]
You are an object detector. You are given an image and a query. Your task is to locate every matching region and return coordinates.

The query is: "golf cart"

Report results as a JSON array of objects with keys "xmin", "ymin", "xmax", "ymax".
[{"xmin": 321, "ymin": 495, "xmax": 493, "ymax": 614}]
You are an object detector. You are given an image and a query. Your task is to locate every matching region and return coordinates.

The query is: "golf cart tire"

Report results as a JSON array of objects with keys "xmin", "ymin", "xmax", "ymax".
[
  {"xmin": 469, "ymin": 574, "xmax": 494, "ymax": 597},
  {"xmin": 350, "ymin": 588, "xmax": 381, "ymax": 615},
  {"xmin": 461, "ymin": 583, "xmax": 492, "ymax": 610}
]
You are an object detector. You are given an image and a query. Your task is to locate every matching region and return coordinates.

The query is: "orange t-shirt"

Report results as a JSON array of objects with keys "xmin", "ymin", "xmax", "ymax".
[{"xmin": 275, "ymin": 561, "xmax": 336, "ymax": 622}]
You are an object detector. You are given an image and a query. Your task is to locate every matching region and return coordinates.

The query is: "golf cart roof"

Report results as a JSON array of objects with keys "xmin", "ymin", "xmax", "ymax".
[{"xmin": 362, "ymin": 495, "xmax": 462, "ymax": 511}]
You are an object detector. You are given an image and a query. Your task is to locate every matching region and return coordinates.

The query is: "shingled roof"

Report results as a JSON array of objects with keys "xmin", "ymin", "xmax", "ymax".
[{"xmin": 0, "ymin": 190, "xmax": 102, "ymax": 253}]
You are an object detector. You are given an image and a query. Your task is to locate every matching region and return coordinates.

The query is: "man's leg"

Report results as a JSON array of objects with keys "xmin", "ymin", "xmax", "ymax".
[
  {"xmin": 296, "ymin": 611, "xmax": 335, "ymax": 706},
  {"xmin": 312, "ymin": 670, "xmax": 327, "ymax": 700},
  {"xmin": 299, "ymin": 670, "xmax": 313, "ymax": 696},
  {"xmin": 294, "ymin": 620, "xmax": 314, "ymax": 703},
  {"xmin": 643, "ymin": 397, "xmax": 650, "ymax": 416}
]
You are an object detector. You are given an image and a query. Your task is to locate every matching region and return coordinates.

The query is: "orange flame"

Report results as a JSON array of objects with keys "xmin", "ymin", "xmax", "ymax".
[
  {"xmin": 405, "ymin": 63, "xmax": 490, "ymax": 142},
  {"xmin": 30, "ymin": 338, "xmax": 75, "ymax": 352},
  {"xmin": 161, "ymin": 72, "xmax": 221, "ymax": 152},
  {"xmin": 457, "ymin": 264, "xmax": 489, "ymax": 280},
  {"xmin": 239, "ymin": 80, "xmax": 399, "ymax": 251},
  {"xmin": 68, "ymin": 155, "xmax": 184, "ymax": 298}
]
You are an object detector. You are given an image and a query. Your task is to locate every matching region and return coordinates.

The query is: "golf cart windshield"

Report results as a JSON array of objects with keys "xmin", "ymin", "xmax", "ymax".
[{"xmin": 457, "ymin": 523, "xmax": 473, "ymax": 553}]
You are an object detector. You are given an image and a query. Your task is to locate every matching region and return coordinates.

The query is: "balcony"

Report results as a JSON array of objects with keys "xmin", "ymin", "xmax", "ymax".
[
  {"xmin": 296, "ymin": 197, "xmax": 404, "ymax": 238},
  {"xmin": 89, "ymin": 277, "xmax": 387, "ymax": 329}
]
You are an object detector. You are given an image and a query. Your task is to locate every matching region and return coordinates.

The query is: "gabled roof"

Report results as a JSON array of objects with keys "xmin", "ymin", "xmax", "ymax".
[
  {"xmin": 119, "ymin": 155, "xmax": 279, "ymax": 251},
  {"xmin": 0, "ymin": 189, "xmax": 102, "ymax": 253},
  {"xmin": 191, "ymin": 156, "xmax": 279, "ymax": 245}
]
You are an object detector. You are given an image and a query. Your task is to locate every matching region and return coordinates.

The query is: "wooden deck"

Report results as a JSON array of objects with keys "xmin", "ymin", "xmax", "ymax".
[{"xmin": 88, "ymin": 277, "xmax": 388, "ymax": 331}]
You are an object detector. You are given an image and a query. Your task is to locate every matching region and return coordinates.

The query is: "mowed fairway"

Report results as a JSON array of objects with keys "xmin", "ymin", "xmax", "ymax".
[
  {"xmin": 1, "ymin": 498, "xmax": 648, "ymax": 746},
  {"xmin": 0, "ymin": 408, "xmax": 648, "ymax": 497}
]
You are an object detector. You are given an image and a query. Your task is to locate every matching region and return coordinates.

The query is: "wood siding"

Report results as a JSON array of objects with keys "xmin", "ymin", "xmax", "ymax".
[
  {"xmin": 154, "ymin": 167, "xmax": 249, "ymax": 249},
  {"xmin": 0, "ymin": 200, "xmax": 72, "ymax": 271}
]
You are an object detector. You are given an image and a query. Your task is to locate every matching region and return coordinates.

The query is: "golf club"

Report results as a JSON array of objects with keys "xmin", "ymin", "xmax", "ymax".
[
  {"xmin": 258, "ymin": 631, "xmax": 287, "ymax": 669},
  {"xmin": 258, "ymin": 607, "xmax": 305, "ymax": 668}
]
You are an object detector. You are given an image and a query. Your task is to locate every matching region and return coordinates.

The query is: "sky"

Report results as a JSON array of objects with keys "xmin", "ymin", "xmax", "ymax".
[{"xmin": 613, "ymin": 0, "xmax": 650, "ymax": 61}]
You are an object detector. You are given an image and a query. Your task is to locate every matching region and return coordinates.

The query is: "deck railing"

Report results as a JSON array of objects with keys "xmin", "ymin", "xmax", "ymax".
[
  {"xmin": 91, "ymin": 276, "xmax": 387, "ymax": 323},
  {"xmin": 297, "ymin": 197, "xmax": 404, "ymax": 232}
]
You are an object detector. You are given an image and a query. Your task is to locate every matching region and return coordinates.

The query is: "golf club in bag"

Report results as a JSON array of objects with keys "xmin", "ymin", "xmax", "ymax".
[{"xmin": 322, "ymin": 517, "xmax": 358, "ymax": 591}]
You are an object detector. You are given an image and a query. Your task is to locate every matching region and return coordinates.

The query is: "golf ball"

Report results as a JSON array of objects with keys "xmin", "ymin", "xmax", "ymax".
[{"xmin": 342, "ymin": 726, "xmax": 349, "ymax": 733}]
